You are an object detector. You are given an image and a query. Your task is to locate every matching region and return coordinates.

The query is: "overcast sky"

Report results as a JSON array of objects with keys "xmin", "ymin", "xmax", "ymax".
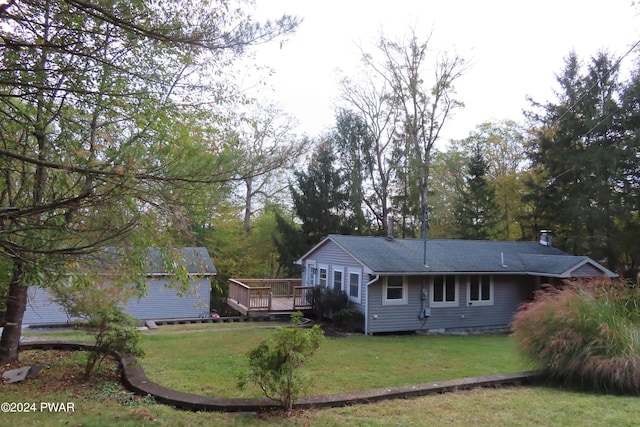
[{"xmin": 245, "ymin": 0, "xmax": 640, "ymax": 145}]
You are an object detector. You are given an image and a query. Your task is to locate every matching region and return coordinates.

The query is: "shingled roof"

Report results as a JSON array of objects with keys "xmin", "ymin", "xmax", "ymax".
[
  {"xmin": 304, "ymin": 235, "xmax": 616, "ymax": 278},
  {"xmin": 145, "ymin": 247, "xmax": 217, "ymax": 276},
  {"xmin": 83, "ymin": 247, "xmax": 217, "ymax": 276}
]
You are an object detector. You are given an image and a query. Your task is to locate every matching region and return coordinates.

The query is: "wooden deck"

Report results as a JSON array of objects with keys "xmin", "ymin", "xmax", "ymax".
[{"xmin": 226, "ymin": 278, "xmax": 313, "ymax": 317}]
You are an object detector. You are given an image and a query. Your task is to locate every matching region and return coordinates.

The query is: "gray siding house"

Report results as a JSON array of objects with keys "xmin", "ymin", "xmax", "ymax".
[
  {"xmin": 297, "ymin": 234, "xmax": 616, "ymax": 334},
  {"xmin": 22, "ymin": 247, "xmax": 216, "ymax": 325}
]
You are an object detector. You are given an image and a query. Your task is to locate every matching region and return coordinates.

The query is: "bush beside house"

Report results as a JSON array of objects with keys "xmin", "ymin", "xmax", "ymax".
[{"xmin": 512, "ymin": 279, "xmax": 640, "ymax": 394}]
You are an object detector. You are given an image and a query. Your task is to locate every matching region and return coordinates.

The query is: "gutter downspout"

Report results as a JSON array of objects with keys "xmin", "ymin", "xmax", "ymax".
[{"xmin": 364, "ymin": 274, "xmax": 380, "ymax": 335}]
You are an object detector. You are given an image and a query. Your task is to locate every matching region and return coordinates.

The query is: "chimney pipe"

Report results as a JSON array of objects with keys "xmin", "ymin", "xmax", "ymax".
[
  {"xmin": 539, "ymin": 229, "xmax": 552, "ymax": 247},
  {"xmin": 387, "ymin": 216, "xmax": 394, "ymax": 240}
]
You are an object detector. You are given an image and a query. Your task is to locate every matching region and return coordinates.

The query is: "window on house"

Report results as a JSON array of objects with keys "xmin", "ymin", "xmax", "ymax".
[
  {"xmin": 383, "ymin": 275, "xmax": 407, "ymax": 305},
  {"xmin": 305, "ymin": 262, "xmax": 315, "ymax": 286},
  {"xmin": 349, "ymin": 271, "xmax": 360, "ymax": 303},
  {"xmin": 431, "ymin": 275, "xmax": 458, "ymax": 307},
  {"xmin": 468, "ymin": 275, "xmax": 493, "ymax": 306},
  {"xmin": 333, "ymin": 268, "xmax": 343, "ymax": 291},
  {"xmin": 318, "ymin": 265, "xmax": 328, "ymax": 287}
]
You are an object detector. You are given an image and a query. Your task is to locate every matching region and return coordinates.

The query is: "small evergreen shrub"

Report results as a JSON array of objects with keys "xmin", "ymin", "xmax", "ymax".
[
  {"xmin": 512, "ymin": 279, "xmax": 640, "ymax": 394},
  {"xmin": 239, "ymin": 312, "xmax": 324, "ymax": 412},
  {"xmin": 80, "ymin": 306, "xmax": 145, "ymax": 379},
  {"xmin": 332, "ymin": 308, "xmax": 364, "ymax": 333}
]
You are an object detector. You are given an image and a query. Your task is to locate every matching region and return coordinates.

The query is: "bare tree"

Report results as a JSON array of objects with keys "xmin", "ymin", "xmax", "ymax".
[
  {"xmin": 234, "ymin": 104, "xmax": 304, "ymax": 233},
  {"xmin": 339, "ymin": 75, "xmax": 400, "ymax": 233},
  {"xmin": 367, "ymin": 29, "xmax": 467, "ymax": 237}
]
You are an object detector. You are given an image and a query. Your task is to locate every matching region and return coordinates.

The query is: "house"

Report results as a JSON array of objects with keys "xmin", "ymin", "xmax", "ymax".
[
  {"xmin": 296, "ymin": 234, "xmax": 617, "ymax": 335},
  {"xmin": 22, "ymin": 247, "xmax": 216, "ymax": 325}
]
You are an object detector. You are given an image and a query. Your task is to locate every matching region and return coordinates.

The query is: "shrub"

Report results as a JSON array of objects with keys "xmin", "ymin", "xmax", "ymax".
[
  {"xmin": 239, "ymin": 312, "xmax": 324, "ymax": 412},
  {"xmin": 512, "ymin": 279, "xmax": 640, "ymax": 394},
  {"xmin": 322, "ymin": 287, "xmax": 349, "ymax": 317},
  {"xmin": 332, "ymin": 308, "xmax": 364, "ymax": 332},
  {"xmin": 81, "ymin": 306, "xmax": 145, "ymax": 379},
  {"xmin": 306, "ymin": 286, "xmax": 324, "ymax": 320},
  {"xmin": 50, "ymin": 275, "xmax": 145, "ymax": 378},
  {"xmin": 307, "ymin": 286, "xmax": 349, "ymax": 320}
]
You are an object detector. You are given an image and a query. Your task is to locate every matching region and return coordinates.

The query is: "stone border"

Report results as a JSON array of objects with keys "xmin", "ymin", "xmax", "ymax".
[{"xmin": 18, "ymin": 341, "xmax": 541, "ymax": 412}]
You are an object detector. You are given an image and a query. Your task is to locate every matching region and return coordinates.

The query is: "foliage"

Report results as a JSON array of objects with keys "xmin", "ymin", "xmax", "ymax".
[
  {"xmin": 95, "ymin": 381, "xmax": 156, "ymax": 407},
  {"xmin": 321, "ymin": 287, "xmax": 350, "ymax": 317},
  {"xmin": 50, "ymin": 273, "xmax": 146, "ymax": 378},
  {"xmin": 273, "ymin": 211, "xmax": 305, "ymax": 277},
  {"xmin": 290, "ymin": 141, "xmax": 354, "ymax": 244},
  {"xmin": 275, "ymin": 141, "xmax": 357, "ymax": 273},
  {"xmin": 0, "ymin": 0, "xmax": 299, "ymax": 363},
  {"xmin": 81, "ymin": 306, "xmax": 145, "ymax": 379},
  {"xmin": 448, "ymin": 120, "xmax": 528, "ymax": 240},
  {"xmin": 330, "ymin": 109, "xmax": 373, "ymax": 234},
  {"xmin": 425, "ymin": 149, "xmax": 467, "ymax": 238},
  {"xmin": 512, "ymin": 279, "xmax": 640, "ymax": 394},
  {"xmin": 307, "ymin": 286, "xmax": 349, "ymax": 320},
  {"xmin": 339, "ymin": 28, "xmax": 467, "ymax": 237},
  {"xmin": 452, "ymin": 143, "xmax": 500, "ymax": 239},
  {"xmin": 525, "ymin": 50, "xmax": 640, "ymax": 272},
  {"xmin": 332, "ymin": 308, "xmax": 365, "ymax": 332},
  {"xmin": 239, "ymin": 312, "xmax": 324, "ymax": 411}
]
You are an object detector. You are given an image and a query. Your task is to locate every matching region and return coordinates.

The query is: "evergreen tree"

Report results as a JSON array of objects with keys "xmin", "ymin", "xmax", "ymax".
[
  {"xmin": 330, "ymin": 110, "xmax": 371, "ymax": 234},
  {"xmin": 274, "ymin": 141, "xmax": 354, "ymax": 273},
  {"xmin": 525, "ymin": 50, "xmax": 639, "ymax": 271},
  {"xmin": 291, "ymin": 141, "xmax": 353, "ymax": 243},
  {"xmin": 453, "ymin": 144, "xmax": 500, "ymax": 240}
]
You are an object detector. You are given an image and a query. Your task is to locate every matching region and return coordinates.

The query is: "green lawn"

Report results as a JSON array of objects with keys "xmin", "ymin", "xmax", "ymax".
[
  {"xmin": 4, "ymin": 323, "xmax": 638, "ymax": 426},
  {"xmin": 143, "ymin": 327, "xmax": 523, "ymax": 397}
]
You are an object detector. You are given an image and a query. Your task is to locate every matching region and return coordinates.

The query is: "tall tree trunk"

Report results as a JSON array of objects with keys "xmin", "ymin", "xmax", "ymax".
[
  {"xmin": 243, "ymin": 176, "xmax": 253, "ymax": 233},
  {"xmin": 0, "ymin": 260, "xmax": 27, "ymax": 364}
]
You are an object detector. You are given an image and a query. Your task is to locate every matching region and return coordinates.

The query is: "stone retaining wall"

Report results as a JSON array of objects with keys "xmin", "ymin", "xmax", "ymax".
[{"xmin": 18, "ymin": 341, "xmax": 541, "ymax": 412}]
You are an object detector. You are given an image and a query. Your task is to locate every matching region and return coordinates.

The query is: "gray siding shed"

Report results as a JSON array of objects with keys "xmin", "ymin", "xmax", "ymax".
[{"xmin": 22, "ymin": 247, "xmax": 215, "ymax": 325}]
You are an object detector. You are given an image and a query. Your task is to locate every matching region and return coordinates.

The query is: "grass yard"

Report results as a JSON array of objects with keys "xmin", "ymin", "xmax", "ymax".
[
  {"xmin": 3, "ymin": 322, "xmax": 638, "ymax": 426},
  {"xmin": 141, "ymin": 326, "xmax": 523, "ymax": 397}
]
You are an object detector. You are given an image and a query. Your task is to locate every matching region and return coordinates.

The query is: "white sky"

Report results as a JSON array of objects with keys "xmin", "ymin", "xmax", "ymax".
[{"xmin": 245, "ymin": 0, "xmax": 640, "ymax": 144}]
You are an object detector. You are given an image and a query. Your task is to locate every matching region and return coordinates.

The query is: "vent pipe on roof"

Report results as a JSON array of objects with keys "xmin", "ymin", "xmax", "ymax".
[
  {"xmin": 540, "ymin": 229, "xmax": 552, "ymax": 247},
  {"xmin": 422, "ymin": 211, "xmax": 430, "ymax": 269}
]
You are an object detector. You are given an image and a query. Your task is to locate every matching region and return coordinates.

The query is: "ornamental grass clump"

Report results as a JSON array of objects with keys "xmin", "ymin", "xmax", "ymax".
[{"xmin": 512, "ymin": 279, "xmax": 640, "ymax": 394}]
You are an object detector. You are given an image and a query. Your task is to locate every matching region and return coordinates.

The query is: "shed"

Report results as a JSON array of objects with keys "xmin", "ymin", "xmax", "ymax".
[{"xmin": 22, "ymin": 247, "xmax": 216, "ymax": 325}]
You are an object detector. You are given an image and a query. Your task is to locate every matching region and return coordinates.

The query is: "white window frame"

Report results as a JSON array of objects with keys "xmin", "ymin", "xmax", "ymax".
[
  {"xmin": 332, "ymin": 267, "xmax": 344, "ymax": 291},
  {"xmin": 305, "ymin": 261, "xmax": 316, "ymax": 286},
  {"xmin": 467, "ymin": 275, "xmax": 494, "ymax": 306},
  {"xmin": 318, "ymin": 264, "xmax": 328, "ymax": 287},
  {"xmin": 430, "ymin": 275, "xmax": 459, "ymax": 308},
  {"xmin": 382, "ymin": 275, "xmax": 408, "ymax": 305},
  {"xmin": 348, "ymin": 270, "xmax": 361, "ymax": 304}
]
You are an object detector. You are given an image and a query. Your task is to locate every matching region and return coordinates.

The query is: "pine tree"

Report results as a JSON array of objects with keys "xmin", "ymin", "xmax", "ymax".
[
  {"xmin": 274, "ymin": 141, "xmax": 354, "ymax": 273},
  {"xmin": 453, "ymin": 144, "xmax": 500, "ymax": 240},
  {"xmin": 525, "ymin": 50, "xmax": 639, "ymax": 271}
]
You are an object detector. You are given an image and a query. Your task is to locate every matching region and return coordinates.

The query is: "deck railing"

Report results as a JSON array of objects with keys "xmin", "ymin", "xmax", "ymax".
[
  {"xmin": 228, "ymin": 278, "xmax": 311, "ymax": 314},
  {"xmin": 234, "ymin": 279, "xmax": 301, "ymax": 297},
  {"xmin": 293, "ymin": 286, "xmax": 313, "ymax": 309}
]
